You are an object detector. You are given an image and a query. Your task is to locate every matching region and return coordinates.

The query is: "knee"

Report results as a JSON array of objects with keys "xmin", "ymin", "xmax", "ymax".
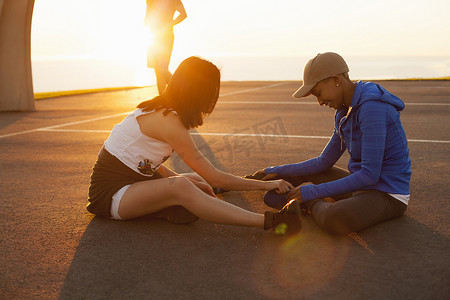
[
  {"xmin": 169, "ymin": 176, "xmax": 196, "ymax": 198},
  {"xmin": 313, "ymin": 204, "xmax": 352, "ymax": 235},
  {"xmin": 263, "ymin": 191, "xmax": 288, "ymax": 210},
  {"xmin": 320, "ymin": 218, "xmax": 350, "ymax": 235}
]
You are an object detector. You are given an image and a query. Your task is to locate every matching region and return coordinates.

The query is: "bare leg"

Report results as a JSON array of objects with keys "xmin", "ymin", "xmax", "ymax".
[
  {"xmin": 152, "ymin": 30, "xmax": 174, "ymax": 94},
  {"xmin": 154, "ymin": 67, "xmax": 172, "ymax": 94},
  {"xmin": 118, "ymin": 176, "xmax": 264, "ymax": 227},
  {"xmin": 181, "ymin": 172, "xmax": 208, "ymax": 184}
]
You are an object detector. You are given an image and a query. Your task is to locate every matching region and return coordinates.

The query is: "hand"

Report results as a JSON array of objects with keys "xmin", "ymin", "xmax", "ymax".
[
  {"xmin": 287, "ymin": 182, "xmax": 313, "ymax": 202},
  {"xmin": 266, "ymin": 179, "xmax": 294, "ymax": 194},
  {"xmin": 190, "ymin": 179, "xmax": 217, "ymax": 198},
  {"xmin": 246, "ymin": 169, "xmax": 278, "ymax": 181},
  {"xmin": 287, "ymin": 186, "xmax": 301, "ymax": 202}
]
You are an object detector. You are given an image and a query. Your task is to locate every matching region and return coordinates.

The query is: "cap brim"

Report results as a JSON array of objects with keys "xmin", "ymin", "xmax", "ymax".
[{"xmin": 292, "ymin": 83, "xmax": 315, "ymax": 98}]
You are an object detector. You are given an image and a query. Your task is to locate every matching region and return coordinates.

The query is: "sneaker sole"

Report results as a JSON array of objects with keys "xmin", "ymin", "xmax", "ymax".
[
  {"xmin": 286, "ymin": 200, "xmax": 301, "ymax": 215},
  {"xmin": 285, "ymin": 200, "xmax": 302, "ymax": 234}
]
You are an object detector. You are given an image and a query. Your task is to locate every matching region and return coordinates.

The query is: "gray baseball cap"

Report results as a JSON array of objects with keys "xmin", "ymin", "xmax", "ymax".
[{"xmin": 293, "ymin": 52, "xmax": 349, "ymax": 98}]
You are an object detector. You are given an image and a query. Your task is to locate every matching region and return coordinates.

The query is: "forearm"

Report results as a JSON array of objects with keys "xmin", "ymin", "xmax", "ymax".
[
  {"xmin": 266, "ymin": 156, "xmax": 332, "ymax": 177},
  {"xmin": 172, "ymin": 4, "xmax": 187, "ymax": 26},
  {"xmin": 172, "ymin": 14, "xmax": 186, "ymax": 26},
  {"xmin": 158, "ymin": 165, "xmax": 178, "ymax": 178},
  {"xmin": 300, "ymin": 168, "xmax": 378, "ymax": 202},
  {"xmin": 212, "ymin": 170, "xmax": 268, "ymax": 191}
]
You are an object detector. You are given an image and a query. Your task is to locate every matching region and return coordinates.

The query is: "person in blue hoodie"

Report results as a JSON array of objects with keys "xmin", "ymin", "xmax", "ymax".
[{"xmin": 247, "ymin": 52, "xmax": 411, "ymax": 235}]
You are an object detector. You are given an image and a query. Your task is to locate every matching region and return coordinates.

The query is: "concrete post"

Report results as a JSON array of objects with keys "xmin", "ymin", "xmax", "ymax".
[{"xmin": 0, "ymin": 0, "xmax": 35, "ymax": 111}]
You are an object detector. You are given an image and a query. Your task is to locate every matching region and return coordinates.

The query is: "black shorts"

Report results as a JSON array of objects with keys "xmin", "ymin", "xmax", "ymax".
[{"xmin": 87, "ymin": 147, "xmax": 162, "ymax": 218}]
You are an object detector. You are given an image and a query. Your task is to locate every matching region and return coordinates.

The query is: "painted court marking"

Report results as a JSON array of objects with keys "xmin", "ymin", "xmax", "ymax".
[
  {"xmin": 0, "ymin": 111, "xmax": 131, "ymax": 139},
  {"xmin": 1, "ymin": 82, "xmax": 449, "ymax": 143},
  {"xmin": 31, "ymin": 129, "xmax": 450, "ymax": 144},
  {"xmin": 0, "ymin": 83, "xmax": 285, "ymax": 139},
  {"xmin": 221, "ymin": 101, "xmax": 450, "ymax": 106},
  {"xmin": 218, "ymin": 82, "xmax": 289, "ymax": 97},
  {"xmin": 2, "ymin": 113, "xmax": 449, "ymax": 143}
]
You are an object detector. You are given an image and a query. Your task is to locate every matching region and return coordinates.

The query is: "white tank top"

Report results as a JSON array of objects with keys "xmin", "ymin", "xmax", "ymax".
[{"xmin": 104, "ymin": 108, "xmax": 175, "ymax": 177}]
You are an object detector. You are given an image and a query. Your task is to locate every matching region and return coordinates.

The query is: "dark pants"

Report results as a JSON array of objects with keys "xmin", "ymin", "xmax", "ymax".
[{"xmin": 263, "ymin": 167, "xmax": 407, "ymax": 235}]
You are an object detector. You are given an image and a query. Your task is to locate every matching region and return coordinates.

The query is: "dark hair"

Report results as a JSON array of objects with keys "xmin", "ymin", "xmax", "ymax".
[{"xmin": 137, "ymin": 56, "xmax": 221, "ymax": 129}]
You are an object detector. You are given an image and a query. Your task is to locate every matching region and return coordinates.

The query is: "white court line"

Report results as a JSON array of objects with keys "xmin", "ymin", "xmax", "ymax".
[
  {"xmin": 41, "ymin": 129, "xmax": 112, "ymax": 133},
  {"xmin": 221, "ymin": 101, "xmax": 317, "ymax": 105},
  {"xmin": 219, "ymin": 82, "xmax": 289, "ymax": 97},
  {"xmin": 39, "ymin": 128, "xmax": 450, "ymax": 143},
  {"xmin": 0, "ymin": 83, "xmax": 287, "ymax": 139},
  {"xmin": 0, "ymin": 112, "xmax": 130, "ymax": 139},
  {"xmin": 407, "ymin": 139, "xmax": 450, "ymax": 143},
  {"xmin": 1, "ymin": 80, "xmax": 448, "ymax": 140},
  {"xmin": 220, "ymin": 101, "xmax": 450, "ymax": 106},
  {"xmin": 406, "ymin": 103, "xmax": 450, "ymax": 106}
]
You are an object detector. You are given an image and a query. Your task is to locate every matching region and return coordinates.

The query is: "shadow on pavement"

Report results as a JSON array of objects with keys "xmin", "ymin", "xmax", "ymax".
[
  {"xmin": 168, "ymin": 130, "xmax": 228, "ymax": 174},
  {"xmin": 0, "ymin": 112, "xmax": 33, "ymax": 130},
  {"xmin": 59, "ymin": 211, "xmax": 449, "ymax": 299}
]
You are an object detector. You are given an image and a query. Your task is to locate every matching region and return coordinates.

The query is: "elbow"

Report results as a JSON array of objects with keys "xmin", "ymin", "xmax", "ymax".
[
  {"xmin": 365, "ymin": 178, "xmax": 378, "ymax": 186},
  {"xmin": 316, "ymin": 156, "xmax": 334, "ymax": 172},
  {"xmin": 362, "ymin": 170, "xmax": 380, "ymax": 186}
]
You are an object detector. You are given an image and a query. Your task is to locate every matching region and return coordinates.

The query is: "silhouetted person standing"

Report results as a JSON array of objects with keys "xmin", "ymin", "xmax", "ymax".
[{"xmin": 145, "ymin": 0, "xmax": 187, "ymax": 94}]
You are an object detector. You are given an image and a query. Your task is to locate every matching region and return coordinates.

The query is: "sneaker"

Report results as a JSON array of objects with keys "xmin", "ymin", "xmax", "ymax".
[
  {"xmin": 212, "ymin": 187, "xmax": 229, "ymax": 194},
  {"xmin": 264, "ymin": 191, "xmax": 311, "ymax": 216},
  {"xmin": 264, "ymin": 200, "xmax": 302, "ymax": 234},
  {"xmin": 300, "ymin": 203, "xmax": 311, "ymax": 216},
  {"xmin": 152, "ymin": 206, "xmax": 199, "ymax": 224}
]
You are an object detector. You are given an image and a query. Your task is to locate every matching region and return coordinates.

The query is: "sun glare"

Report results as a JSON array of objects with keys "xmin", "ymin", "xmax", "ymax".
[
  {"xmin": 31, "ymin": 0, "xmax": 450, "ymax": 92},
  {"xmin": 95, "ymin": 2, "xmax": 146, "ymax": 60},
  {"xmin": 92, "ymin": 0, "xmax": 159, "ymax": 86}
]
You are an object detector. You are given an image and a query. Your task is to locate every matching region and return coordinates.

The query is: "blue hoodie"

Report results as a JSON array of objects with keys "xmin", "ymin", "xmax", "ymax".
[{"xmin": 265, "ymin": 81, "xmax": 412, "ymax": 202}]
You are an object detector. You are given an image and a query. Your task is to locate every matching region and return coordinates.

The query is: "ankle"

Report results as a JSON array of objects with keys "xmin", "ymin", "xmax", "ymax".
[{"xmin": 264, "ymin": 211, "xmax": 274, "ymax": 230}]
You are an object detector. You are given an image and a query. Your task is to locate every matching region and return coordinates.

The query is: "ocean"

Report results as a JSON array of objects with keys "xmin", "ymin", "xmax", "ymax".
[{"xmin": 31, "ymin": 55, "xmax": 450, "ymax": 93}]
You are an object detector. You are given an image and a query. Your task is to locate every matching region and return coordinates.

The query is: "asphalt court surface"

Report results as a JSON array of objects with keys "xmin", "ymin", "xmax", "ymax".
[{"xmin": 0, "ymin": 81, "xmax": 449, "ymax": 299}]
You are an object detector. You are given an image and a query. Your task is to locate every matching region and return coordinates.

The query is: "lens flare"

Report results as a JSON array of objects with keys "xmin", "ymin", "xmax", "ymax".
[{"xmin": 252, "ymin": 232, "xmax": 352, "ymax": 299}]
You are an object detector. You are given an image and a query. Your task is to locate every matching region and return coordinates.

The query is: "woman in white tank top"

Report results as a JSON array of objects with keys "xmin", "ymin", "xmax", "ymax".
[{"xmin": 87, "ymin": 56, "xmax": 302, "ymax": 235}]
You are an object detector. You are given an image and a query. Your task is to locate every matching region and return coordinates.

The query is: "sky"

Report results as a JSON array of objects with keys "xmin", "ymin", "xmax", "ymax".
[
  {"xmin": 30, "ymin": 0, "xmax": 450, "ymax": 90},
  {"xmin": 31, "ymin": 0, "xmax": 450, "ymax": 60}
]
